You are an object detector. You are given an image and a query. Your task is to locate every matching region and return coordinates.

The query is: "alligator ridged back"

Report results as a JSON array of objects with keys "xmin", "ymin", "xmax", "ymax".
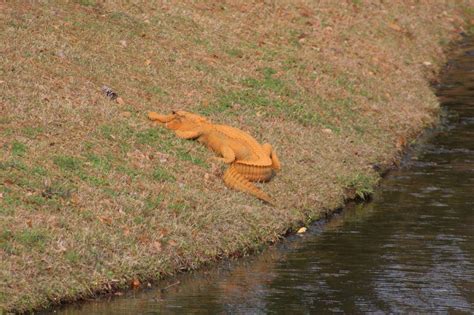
[{"xmin": 233, "ymin": 163, "xmax": 274, "ymax": 182}]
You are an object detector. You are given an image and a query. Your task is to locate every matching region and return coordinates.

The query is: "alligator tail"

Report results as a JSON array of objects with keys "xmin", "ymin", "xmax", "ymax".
[{"xmin": 223, "ymin": 165, "xmax": 274, "ymax": 205}]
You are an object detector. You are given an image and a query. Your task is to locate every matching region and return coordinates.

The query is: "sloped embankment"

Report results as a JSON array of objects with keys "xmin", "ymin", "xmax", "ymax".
[{"xmin": 1, "ymin": 1, "xmax": 473, "ymax": 312}]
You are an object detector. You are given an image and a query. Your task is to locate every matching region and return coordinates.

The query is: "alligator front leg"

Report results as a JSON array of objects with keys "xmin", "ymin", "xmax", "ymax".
[
  {"xmin": 175, "ymin": 130, "xmax": 201, "ymax": 139},
  {"xmin": 212, "ymin": 145, "xmax": 236, "ymax": 164}
]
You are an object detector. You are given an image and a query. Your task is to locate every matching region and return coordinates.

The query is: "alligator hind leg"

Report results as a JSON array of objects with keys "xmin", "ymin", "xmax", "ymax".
[
  {"xmin": 262, "ymin": 143, "xmax": 281, "ymax": 171},
  {"xmin": 211, "ymin": 145, "xmax": 236, "ymax": 164}
]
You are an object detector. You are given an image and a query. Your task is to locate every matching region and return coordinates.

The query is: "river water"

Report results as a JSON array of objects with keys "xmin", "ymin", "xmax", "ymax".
[{"xmin": 51, "ymin": 39, "xmax": 474, "ymax": 314}]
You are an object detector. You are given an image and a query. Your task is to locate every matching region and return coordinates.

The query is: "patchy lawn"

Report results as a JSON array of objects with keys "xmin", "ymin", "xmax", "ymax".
[{"xmin": 1, "ymin": 1, "xmax": 473, "ymax": 312}]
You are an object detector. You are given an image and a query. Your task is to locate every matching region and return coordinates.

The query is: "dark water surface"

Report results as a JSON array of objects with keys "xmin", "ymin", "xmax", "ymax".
[{"xmin": 51, "ymin": 40, "xmax": 474, "ymax": 314}]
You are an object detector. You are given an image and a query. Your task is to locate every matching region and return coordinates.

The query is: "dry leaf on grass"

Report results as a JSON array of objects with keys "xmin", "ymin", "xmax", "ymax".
[
  {"xmin": 131, "ymin": 278, "xmax": 140, "ymax": 289},
  {"xmin": 167, "ymin": 240, "xmax": 178, "ymax": 247},
  {"xmin": 98, "ymin": 216, "xmax": 113, "ymax": 225},
  {"xmin": 396, "ymin": 136, "xmax": 407, "ymax": 150},
  {"xmin": 151, "ymin": 241, "xmax": 162, "ymax": 253},
  {"xmin": 116, "ymin": 97, "xmax": 125, "ymax": 105},
  {"xmin": 122, "ymin": 227, "xmax": 130, "ymax": 236},
  {"xmin": 297, "ymin": 227, "xmax": 307, "ymax": 234},
  {"xmin": 388, "ymin": 22, "xmax": 402, "ymax": 32}
]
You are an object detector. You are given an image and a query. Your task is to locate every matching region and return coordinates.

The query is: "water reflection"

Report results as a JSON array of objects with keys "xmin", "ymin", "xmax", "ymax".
[{"xmin": 52, "ymin": 38, "xmax": 474, "ymax": 315}]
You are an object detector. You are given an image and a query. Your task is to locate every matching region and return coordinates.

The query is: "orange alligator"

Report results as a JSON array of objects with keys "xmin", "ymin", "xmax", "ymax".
[{"xmin": 148, "ymin": 110, "xmax": 281, "ymax": 204}]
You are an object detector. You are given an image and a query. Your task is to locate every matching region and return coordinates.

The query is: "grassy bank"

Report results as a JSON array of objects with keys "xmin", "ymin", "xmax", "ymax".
[{"xmin": 1, "ymin": 1, "xmax": 473, "ymax": 312}]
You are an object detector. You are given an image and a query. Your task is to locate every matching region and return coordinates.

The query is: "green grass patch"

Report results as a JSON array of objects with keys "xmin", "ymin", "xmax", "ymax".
[
  {"xmin": 199, "ymin": 66, "xmax": 332, "ymax": 127},
  {"xmin": 340, "ymin": 173, "xmax": 378, "ymax": 200},
  {"xmin": 0, "ymin": 229, "xmax": 16, "ymax": 254},
  {"xmin": 79, "ymin": 174, "xmax": 109, "ymax": 187},
  {"xmin": 0, "ymin": 159, "xmax": 27, "ymax": 171},
  {"xmin": 64, "ymin": 250, "xmax": 80, "ymax": 264},
  {"xmin": 12, "ymin": 141, "xmax": 27, "ymax": 157},
  {"xmin": 226, "ymin": 48, "xmax": 244, "ymax": 58},
  {"xmin": 85, "ymin": 153, "xmax": 112, "ymax": 172},
  {"xmin": 53, "ymin": 155, "xmax": 82, "ymax": 171},
  {"xmin": 99, "ymin": 124, "xmax": 135, "ymax": 143},
  {"xmin": 135, "ymin": 128, "xmax": 165, "ymax": 145},
  {"xmin": 144, "ymin": 194, "xmax": 164, "ymax": 212},
  {"xmin": 145, "ymin": 86, "xmax": 168, "ymax": 97},
  {"xmin": 25, "ymin": 195, "xmax": 48, "ymax": 206},
  {"xmin": 133, "ymin": 215, "xmax": 145, "ymax": 225},
  {"xmin": 74, "ymin": 0, "xmax": 96, "ymax": 7},
  {"xmin": 116, "ymin": 165, "xmax": 143, "ymax": 179},
  {"xmin": 42, "ymin": 182, "xmax": 74, "ymax": 200},
  {"xmin": 22, "ymin": 127, "xmax": 43, "ymax": 138},
  {"xmin": 168, "ymin": 202, "xmax": 188, "ymax": 215},
  {"xmin": 176, "ymin": 148, "xmax": 207, "ymax": 167},
  {"xmin": 32, "ymin": 166, "xmax": 48, "ymax": 176},
  {"xmin": 15, "ymin": 228, "xmax": 49, "ymax": 249},
  {"xmin": 152, "ymin": 167, "xmax": 175, "ymax": 182}
]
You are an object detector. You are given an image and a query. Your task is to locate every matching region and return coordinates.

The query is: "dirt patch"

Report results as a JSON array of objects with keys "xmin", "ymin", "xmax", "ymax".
[{"xmin": 1, "ymin": 1, "xmax": 473, "ymax": 312}]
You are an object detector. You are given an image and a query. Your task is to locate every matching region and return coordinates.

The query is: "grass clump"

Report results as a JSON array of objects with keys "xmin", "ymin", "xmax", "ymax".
[
  {"xmin": 340, "ymin": 173, "xmax": 378, "ymax": 200},
  {"xmin": 15, "ymin": 228, "xmax": 49, "ymax": 250},
  {"xmin": 11, "ymin": 141, "xmax": 27, "ymax": 157},
  {"xmin": 53, "ymin": 156, "xmax": 82, "ymax": 172},
  {"xmin": 152, "ymin": 167, "xmax": 175, "ymax": 182}
]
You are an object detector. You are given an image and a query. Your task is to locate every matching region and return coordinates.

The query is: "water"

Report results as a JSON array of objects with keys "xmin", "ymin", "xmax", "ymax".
[{"xmin": 51, "ymin": 39, "xmax": 474, "ymax": 314}]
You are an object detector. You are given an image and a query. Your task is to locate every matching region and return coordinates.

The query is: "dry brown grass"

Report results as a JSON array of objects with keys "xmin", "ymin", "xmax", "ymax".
[{"xmin": 1, "ymin": 0, "xmax": 473, "ymax": 312}]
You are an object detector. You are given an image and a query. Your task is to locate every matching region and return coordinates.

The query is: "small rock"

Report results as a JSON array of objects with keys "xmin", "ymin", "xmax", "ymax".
[
  {"xmin": 422, "ymin": 61, "xmax": 432, "ymax": 66},
  {"xmin": 297, "ymin": 227, "xmax": 307, "ymax": 234},
  {"xmin": 322, "ymin": 128, "xmax": 332, "ymax": 134},
  {"xmin": 120, "ymin": 40, "xmax": 127, "ymax": 47},
  {"xmin": 56, "ymin": 50, "xmax": 66, "ymax": 59},
  {"xmin": 102, "ymin": 85, "xmax": 118, "ymax": 100}
]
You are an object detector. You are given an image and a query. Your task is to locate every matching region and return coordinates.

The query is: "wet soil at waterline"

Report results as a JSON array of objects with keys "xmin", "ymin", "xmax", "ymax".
[{"xmin": 48, "ymin": 38, "xmax": 474, "ymax": 314}]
